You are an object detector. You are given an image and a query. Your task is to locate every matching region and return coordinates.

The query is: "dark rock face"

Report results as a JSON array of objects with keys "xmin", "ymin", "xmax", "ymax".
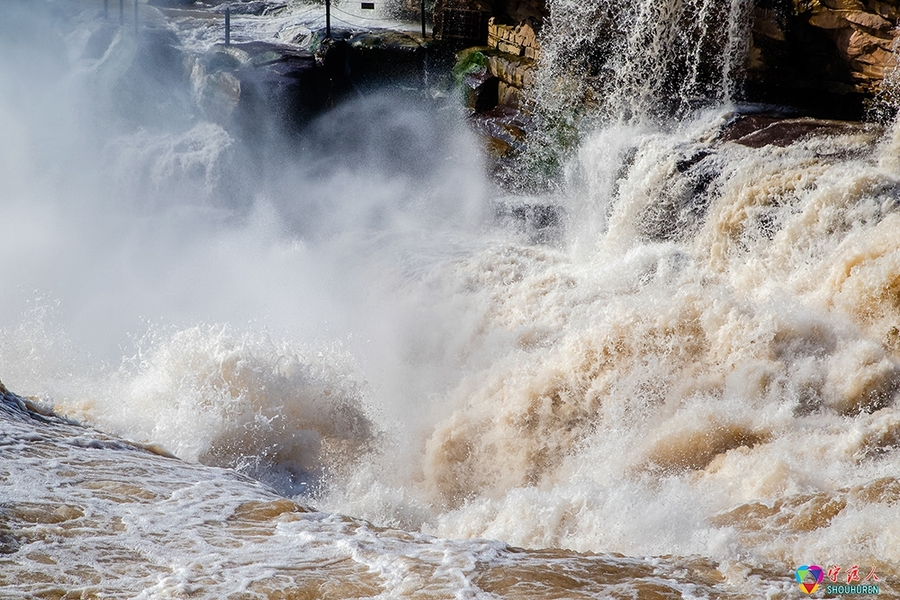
[
  {"xmin": 719, "ymin": 113, "xmax": 878, "ymax": 147},
  {"xmin": 312, "ymin": 28, "xmax": 440, "ymax": 106},
  {"xmin": 193, "ymin": 28, "xmax": 441, "ymax": 144},
  {"xmin": 344, "ymin": 30, "xmax": 430, "ymax": 91},
  {"xmin": 197, "ymin": 42, "xmax": 326, "ymax": 140},
  {"xmin": 743, "ymin": 0, "xmax": 900, "ymax": 117}
]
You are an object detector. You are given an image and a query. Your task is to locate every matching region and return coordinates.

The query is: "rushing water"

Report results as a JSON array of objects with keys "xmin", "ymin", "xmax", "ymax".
[
  {"xmin": 537, "ymin": 0, "xmax": 751, "ymax": 122},
  {"xmin": 3, "ymin": 0, "xmax": 900, "ymax": 597}
]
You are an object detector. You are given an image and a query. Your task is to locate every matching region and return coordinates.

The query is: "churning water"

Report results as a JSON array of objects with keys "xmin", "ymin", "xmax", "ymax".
[{"xmin": 3, "ymin": 0, "xmax": 900, "ymax": 597}]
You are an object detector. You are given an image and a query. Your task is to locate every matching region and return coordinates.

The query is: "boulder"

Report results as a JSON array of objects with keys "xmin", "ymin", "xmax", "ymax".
[
  {"xmin": 195, "ymin": 41, "xmax": 326, "ymax": 138},
  {"xmin": 718, "ymin": 113, "xmax": 878, "ymax": 147},
  {"xmin": 468, "ymin": 104, "xmax": 533, "ymax": 179}
]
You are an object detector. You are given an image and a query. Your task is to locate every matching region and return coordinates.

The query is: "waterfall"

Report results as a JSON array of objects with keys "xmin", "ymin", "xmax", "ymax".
[
  {"xmin": 535, "ymin": 0, "xmax": 753, "ymax": 124},
  {"xmin": 4, "ymin": 1, "xmax": 900, "ymax": 597}
]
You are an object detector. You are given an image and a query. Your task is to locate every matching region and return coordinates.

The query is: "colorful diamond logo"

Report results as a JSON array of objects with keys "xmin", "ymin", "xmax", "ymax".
[{"xmin": 796, "ymin": 565, "xmax": 824, "ymax": 594}]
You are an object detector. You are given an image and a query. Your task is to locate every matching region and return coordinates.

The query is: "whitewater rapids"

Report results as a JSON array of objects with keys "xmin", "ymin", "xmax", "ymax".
[{"xmin": 2, "ymin": 0, "xmax": 900, "ymax": 597}]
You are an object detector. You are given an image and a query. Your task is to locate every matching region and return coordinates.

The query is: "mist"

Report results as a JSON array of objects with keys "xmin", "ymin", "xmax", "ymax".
[{"xmin": 0, "ymin": 0, "xmax": 501, "ymax": 495}]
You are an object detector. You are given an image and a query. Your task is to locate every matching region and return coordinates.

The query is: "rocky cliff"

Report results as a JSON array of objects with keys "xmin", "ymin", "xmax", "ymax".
[
  {"xmin": 440, "ymin": 0, "xmax": 900, "ymax": 119},
  {"xmin": 748, "ymin": 0, "xmax": 900, "ymax": 117}
]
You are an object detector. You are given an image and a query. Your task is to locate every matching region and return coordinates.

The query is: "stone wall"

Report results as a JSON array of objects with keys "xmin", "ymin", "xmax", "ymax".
[
  {"xmin": 453, "ymin": 13, "xmax": 542, "ymax": 170},
  {"xmin": 457, "ymin": 17, "xmax": 539, "ymax": 112},
  {"xmin": 487, "ymin": 17, "xmax": 541, "ymax": 60},
  {"xmin": 486, "ymin": 17, "xmax": 540, "ymax": 109}
]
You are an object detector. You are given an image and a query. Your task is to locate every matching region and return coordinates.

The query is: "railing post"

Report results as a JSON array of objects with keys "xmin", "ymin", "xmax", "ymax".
[
  {"xmin": 134, "ymin": 0, "xmax": 139, "ymax": 34},
  {"xmin": 325, "ymin": 0, "xmax": 331, "ymax": 39},
  {"xmin": 225, "ymin": 8, "xmax": 231, "ymax": 45},
  {"xmin": 119, "ymin": 0, "xmax": 124, "ymax": 25},
  {"xmin": 104, "ymin": 0, "xmax": 109, "ymax": 19},
  {"xmin": 421, "ymin": 0, "xmax": 426, "ymax": 38}
]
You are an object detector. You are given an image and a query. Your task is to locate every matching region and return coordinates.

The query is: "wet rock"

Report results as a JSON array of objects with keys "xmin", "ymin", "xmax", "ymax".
[
  {"xmin": 454, "ymin": 38, "xmax": 537, "ymax": 114},
  {"xmin": 494, "ymin": 196, "xmax": 564, "ymax": 244},
  {"xmin": 196, "ymin": 41, "xmax": 326, "ymax": 138},
  {"xmin": 212, "ymin": 1, "xmax": 286, "ymax": 16},
  {"xmin": 81, "ymin": 23, "xmax": 118, "ymax": 60},
  {"xmin": 303, "ymin": 27, "xmax": 444, "ymax": 104},
  {"xmin": 469, "ymin": 104, "xmax": 532, "ymax": 158},
  {"xmin": 345, "ymin": 30, "xmax": 429, "ymax": 90},
  {"xmin": 455, "ymin": 47, "xmax": 503, "ymax": 111},
  {"xmin": 638, "ymin": 148, "xmax": 720, "ymax": 242},
  {"xmin": 719, "ymin": 113, "xmax": 877, "ymax": 147},
  {"xmin": 486, "ymin": 16, "xmax": 541, "ymax": 60},
  {"xmin": 484, "ymin": 49, "xmax": 535, "ymax": 88}
]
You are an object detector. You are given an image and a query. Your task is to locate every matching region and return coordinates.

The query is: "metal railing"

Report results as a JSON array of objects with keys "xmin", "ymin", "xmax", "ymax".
[
  {"xmin": 102, "ymin": 0, "xmax": 139, "ymax": 34},
  {"xmin": 100, "ymin": 1, "xmax": 430, "ymax": 47}
]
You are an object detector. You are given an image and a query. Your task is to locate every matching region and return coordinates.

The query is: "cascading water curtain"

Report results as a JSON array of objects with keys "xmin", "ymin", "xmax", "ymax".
[
  {"xmin": 508, "ymin": 0, "xmax": 752, "ymax": 193},
  {"xmin": 535, "ymin": 0, "xmax": 753, "ymax": 124}
]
